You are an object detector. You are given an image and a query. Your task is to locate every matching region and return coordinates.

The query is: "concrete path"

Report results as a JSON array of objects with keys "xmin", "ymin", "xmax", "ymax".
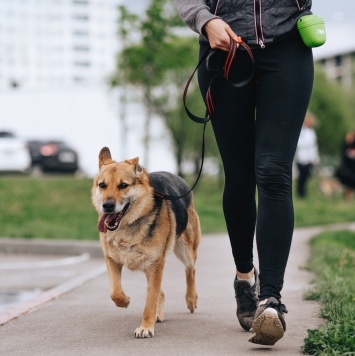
[{"xmin": 1, "ymin": 223, "xmax": 354, "ymax": 356}]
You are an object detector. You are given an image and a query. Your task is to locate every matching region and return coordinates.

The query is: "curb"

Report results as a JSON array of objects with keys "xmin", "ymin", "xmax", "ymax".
[
  {"xmin": 0, "ymin": 238, "xmax": 105, "ymax": 326},
  {"xmin": 0, "ymin": 264, "xmax": 106, "ymax": 326},
  {"xmin": 0, "ymin": 238, "xmax": 103, "ymax": 258}
]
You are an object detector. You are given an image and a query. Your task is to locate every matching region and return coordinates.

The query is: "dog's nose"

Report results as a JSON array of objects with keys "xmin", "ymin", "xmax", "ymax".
[{"xmin": 103, "ymin": 201, "xmax": 115, "ymax": 213}]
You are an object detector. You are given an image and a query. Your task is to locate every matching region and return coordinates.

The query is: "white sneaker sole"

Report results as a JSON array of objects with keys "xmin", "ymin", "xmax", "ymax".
[{"xmin": 248, "ymin": 308, "xmax": 284, "ymax": 346}]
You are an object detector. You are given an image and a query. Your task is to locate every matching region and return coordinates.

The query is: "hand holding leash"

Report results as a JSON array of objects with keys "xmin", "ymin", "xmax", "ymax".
[
  {"xmin": 183, "ymin": 36, "xmax": 254, "ymax": 122},
  {"xmin": 204, "ymin": 18, "xmax": 239, "ymax": 52}
]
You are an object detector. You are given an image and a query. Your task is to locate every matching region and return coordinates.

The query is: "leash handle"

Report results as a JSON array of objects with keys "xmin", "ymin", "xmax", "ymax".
[
  {"xmin": 225, "ymin": 37, "xmax": 255, "ymax": 86},
  {"xmin": 184, "ymin": 37, "xmax": 254, "ymax": 119}
]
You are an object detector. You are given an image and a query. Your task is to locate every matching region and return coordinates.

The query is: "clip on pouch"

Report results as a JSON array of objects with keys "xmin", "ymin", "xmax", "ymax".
[{"xmin": 297, "ymin": 15, "xmax": 326, "ymax": 48}]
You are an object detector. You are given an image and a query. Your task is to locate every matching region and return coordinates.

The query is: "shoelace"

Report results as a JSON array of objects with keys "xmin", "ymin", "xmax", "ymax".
[{"xmin": 235, "ymin": 284, "xmax": 258, "ymax": 310}]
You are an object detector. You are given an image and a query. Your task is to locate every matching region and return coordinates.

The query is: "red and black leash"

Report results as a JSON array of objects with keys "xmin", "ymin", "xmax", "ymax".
[
  {"xmin": 155, "ymin": 37, "xmax": 254, "ymax": 201},
  {"xmin": 185, "ymin": 36, "xmax": 254, "ymax": 122}
]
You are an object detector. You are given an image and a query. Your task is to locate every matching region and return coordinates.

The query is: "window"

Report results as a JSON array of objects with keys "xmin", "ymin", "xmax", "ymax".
[
  {"xmin": 334, "ymin": 55, "xmax": 342, "ymax": 66},
  {"xmin": 72, "ymin": 14, "xmax": 89, "ymax": 21},
  {"xmin": 72, "ymin": 0, "xmax": 89, "ymax": 4},
  {"xmin": 74, "ymin": 61, "xmax": 91, "ymax": 67},
  {"xmin": 73, "ymin": 45, "xmax": 90, "ymax": 52}
]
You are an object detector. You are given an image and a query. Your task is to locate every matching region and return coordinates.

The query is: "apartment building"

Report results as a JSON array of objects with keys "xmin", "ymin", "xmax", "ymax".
[{"xmin": 0, "ymin": 0, "xmax": 119, "ymax": 89}]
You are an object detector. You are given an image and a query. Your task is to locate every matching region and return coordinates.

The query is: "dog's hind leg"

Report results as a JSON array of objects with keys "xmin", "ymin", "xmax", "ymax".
[
  {"xmin": 156, "ymin": 289, "xmax": 165, "ymax": 322},
  {"xmin": 174, "ymin": 209, "xmax": 201, "ymax": 313},
  {"xmin": 105, "ymin": 256, "xmax": 130, "ymax": 308}
]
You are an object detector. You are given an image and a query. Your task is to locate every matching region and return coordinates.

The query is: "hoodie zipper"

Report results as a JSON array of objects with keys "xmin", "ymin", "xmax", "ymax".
[
  {"xmin": 295, "ymin": 0, "xmax": 307, "ymax": 11},
  {"xmin": 254, "ymin": 0, "xmax": 265, "ymax": 48}
]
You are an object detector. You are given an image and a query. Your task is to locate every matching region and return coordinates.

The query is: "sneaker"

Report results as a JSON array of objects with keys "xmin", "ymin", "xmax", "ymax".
[
  {"xmin": 249, "ymin": 297, "xmax": 288, "ymax": 346},
  {"xmin": 234, "ymin": 269, "xmax": 259, "ymax": 331}
]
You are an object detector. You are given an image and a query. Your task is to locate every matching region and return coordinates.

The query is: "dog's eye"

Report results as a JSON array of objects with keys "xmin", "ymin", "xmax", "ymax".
[
  {"xmin": 98, "ymin": 182, "xmax": 107, "ymax": 189},
  {"xmin": 118, "ymin": 183, "xmax": 128, "ymax": 189}
]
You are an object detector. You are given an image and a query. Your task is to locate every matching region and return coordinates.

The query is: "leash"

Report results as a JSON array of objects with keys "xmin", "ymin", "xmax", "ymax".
[
  {"xmin": 153, "ymin": 122, "xmax": 207, "ymax": 201},
  {"xmin": 181, "ymin": 37, "xmax": 254, "ymax": 123},
  {"xmin": 154, "ymin": 37, "xmax": 254, "ymax": 201}
]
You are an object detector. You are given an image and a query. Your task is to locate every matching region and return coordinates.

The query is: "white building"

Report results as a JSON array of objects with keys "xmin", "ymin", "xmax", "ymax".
[
  {"xmin": 0, "ymin": 0, "xmax": 119, "ymax": 90},
  {"xmin": 0, "ymin": 0, "xmax": 175, "ymax": 176}
]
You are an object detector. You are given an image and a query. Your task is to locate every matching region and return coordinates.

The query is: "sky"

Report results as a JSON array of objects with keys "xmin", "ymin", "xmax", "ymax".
[{"xmin": 312, "ymin": 0, "xmax": 355, "ymax": 59}]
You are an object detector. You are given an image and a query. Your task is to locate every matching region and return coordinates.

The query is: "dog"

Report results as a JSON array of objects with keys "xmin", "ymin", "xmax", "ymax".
[
  {"xmin": 319, "ymin": 176, "xmax": 343, "ymax": 197},
  {"xmin": 91, "ymin": 147, "xmax": 201, "ymax": 338}
]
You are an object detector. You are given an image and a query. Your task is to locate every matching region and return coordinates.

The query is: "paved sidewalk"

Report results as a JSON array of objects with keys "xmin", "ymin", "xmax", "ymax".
[{"xmin": 1, "ymin": 223, "xmax": 354, "ymax": 356}]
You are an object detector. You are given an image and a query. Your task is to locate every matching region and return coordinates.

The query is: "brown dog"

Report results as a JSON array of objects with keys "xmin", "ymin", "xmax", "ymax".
[{"xmin": 92, "ymin": 147, "xmax": 201, "ymax": 338}]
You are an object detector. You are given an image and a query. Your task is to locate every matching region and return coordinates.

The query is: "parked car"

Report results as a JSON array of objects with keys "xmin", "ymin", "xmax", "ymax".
[
  {"xmin": 27, "ymin": 140, "xmax": 79, "ymax": 173},
  {"xmin": 0, "ymin": 131, "xmax": 31, "ymax": 174}
]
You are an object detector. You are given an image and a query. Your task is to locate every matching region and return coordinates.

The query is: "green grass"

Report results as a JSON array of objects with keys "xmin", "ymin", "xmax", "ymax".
[
  {"xmin": 302, "ymin": 230, "xmax": 355, "ymax": 355},
  {"xmin": 0, "ymin": 175, "xmax": 354, "ymax": 240},
  {"xmin": 0, "ymin": 176, "xmax": 97, "ymax": 239}
]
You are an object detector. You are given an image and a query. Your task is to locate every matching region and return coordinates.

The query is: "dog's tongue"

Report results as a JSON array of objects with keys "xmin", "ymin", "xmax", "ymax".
[
  {"xmin": 98, "ymin": 213, "xmax": 118, "ymax": 233},
  {"xmin": 97, "ymin": 203, "xmax": 130, "ymax": 233}
]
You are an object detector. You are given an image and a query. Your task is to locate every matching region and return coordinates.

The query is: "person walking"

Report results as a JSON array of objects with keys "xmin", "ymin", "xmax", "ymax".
[
  {"xmin": 336, "ymin": 130, "xmax": 355, "ymax": 200},
  {"xmin": 174, "ymin": 0, "xmax": 314, "ymax": 346},
  {"xmin": 295, "ymin": 113, "xmax": 320, "ymax": 198}
]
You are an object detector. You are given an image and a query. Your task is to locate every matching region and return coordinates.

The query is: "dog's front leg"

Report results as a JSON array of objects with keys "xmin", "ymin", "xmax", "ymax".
[
  {"xmin": 134, "ymin": 258, "xmax": 165, "ymax": 338},
  {"xmin": 105, "ymin": 256, "xmax": 130, "ymax": 308}
]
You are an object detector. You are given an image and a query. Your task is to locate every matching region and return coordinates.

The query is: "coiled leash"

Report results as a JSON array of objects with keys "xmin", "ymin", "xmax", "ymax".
[{"xmin": 154, "ymin": 37, "xmax": 254, "ymax": 201}]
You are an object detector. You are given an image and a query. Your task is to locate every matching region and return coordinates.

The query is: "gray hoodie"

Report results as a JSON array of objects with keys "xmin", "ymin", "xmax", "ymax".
[{"xmin": 174, "ymin": 0, "xmax": 312, "ymax": 48}]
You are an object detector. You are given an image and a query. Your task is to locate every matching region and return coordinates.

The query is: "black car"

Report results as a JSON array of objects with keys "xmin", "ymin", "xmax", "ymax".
[{"xmin": 27, "ymin": 140, "xmax": 79, "ymax": 173}]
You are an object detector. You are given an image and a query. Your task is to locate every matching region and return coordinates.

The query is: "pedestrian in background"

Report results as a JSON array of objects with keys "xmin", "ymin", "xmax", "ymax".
[
  {"xmin": 174, "ymin": 0, "xmax": 314, "ymax": 347},
  {"xmin": 295, "ymin": 112, "xmax": 320, "ymax": 198},
  {"xmin": 336, "ymin": 130, "xmax": 355, "ymax": 200}
]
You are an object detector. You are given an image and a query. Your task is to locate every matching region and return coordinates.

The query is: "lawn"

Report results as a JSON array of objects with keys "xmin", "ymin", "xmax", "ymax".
[{"xmin": 0, "ymin": 175, "xmax": 354, "ymax": 240}]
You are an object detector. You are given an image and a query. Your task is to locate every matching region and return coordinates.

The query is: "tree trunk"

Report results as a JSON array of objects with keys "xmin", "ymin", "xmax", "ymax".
[{"xmin": 143, "ymin": 88, "xmax": 152, "ymax": 169}]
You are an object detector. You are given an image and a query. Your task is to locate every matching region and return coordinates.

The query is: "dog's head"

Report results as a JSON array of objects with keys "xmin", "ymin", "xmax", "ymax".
[{"xmin": 92, "ymin": 147, "xmax": 150, "ymax": 233}]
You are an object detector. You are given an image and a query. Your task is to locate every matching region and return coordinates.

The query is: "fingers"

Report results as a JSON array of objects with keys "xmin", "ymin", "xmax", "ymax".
[
  {"xmin": 226, "ymin": 27, "xmax": 240, "ymax": 44},
  {"xmin": 203, "ymin": 19, "xmax": 239, "ymax": 51}
]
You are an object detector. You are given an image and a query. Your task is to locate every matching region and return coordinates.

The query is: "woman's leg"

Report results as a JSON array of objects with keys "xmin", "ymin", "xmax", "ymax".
[
  {"xmin": 254, "ymin": 34, "xmax": 314, "ymax": 301},
  {"xmin": 198, "ymin": 46, "xmax": 257, "ymax": 273}
]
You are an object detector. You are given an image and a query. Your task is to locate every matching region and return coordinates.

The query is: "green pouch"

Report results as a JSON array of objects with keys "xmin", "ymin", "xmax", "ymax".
[{"xmin": 297, "ymin": 15, "xmax": 326, "ymax": 48}]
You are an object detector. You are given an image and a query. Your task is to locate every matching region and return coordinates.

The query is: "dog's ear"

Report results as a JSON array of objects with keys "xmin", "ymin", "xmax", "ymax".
[
  {"xmin": 125, "ymin": 157, "xmax": 143, "ymax": 176},
  {"xmin": 99, "ymin": 147, "xmax": 115, "ymax": 168}
]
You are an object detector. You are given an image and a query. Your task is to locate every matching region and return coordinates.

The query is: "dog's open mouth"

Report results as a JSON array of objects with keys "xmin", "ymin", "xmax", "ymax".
[{"xmin": 98, "ymin": 203, "xmax": 130, "ymax": 233}]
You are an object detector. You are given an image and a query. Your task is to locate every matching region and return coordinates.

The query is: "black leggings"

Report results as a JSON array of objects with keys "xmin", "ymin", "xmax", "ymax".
[
  {"xmin": 297, "ymin": 163, "xmax": 313, "ymax": 197},
  {"xmin": 198, "ymin": 33, "xmax": 314, "ymax": 300}
]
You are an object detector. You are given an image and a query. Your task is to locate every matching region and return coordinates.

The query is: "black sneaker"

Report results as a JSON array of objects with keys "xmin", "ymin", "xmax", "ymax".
[
  {"xmin": 234, "ymin": 269, "xmax": 259, "ymax": 331},
  {"xmin": 249, "ymin": 297, "xmax": 288, "ymax": 346}
]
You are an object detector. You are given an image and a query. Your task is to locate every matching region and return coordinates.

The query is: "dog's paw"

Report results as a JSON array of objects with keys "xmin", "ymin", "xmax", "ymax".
[
  {"xmin": 134, "ymin": 325, "xmax": 155, "ymax": 338},
  {"xmin": 186, "ymin": 294, "xmax": 198, "ymax": 313},
  {"xmin": 111, "ymin": 294, "xmax": 130, "ymax": 308},
  {"xmin": 156, "ymin": 312, "xmax": 164, "ymax": 323}
]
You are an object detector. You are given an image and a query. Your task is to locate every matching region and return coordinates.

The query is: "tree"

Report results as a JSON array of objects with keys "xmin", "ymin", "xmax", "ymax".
[
  {"xmin": 111, "ymin": 0, "xmax": 220, "ymax": 177},
  {"xmin": 114, "ymin": 0, "xmax": 181, "ymax": 169},
  {"xmin": 309, "ymin": 64, "xmax": 352, "ymax": 159}
]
